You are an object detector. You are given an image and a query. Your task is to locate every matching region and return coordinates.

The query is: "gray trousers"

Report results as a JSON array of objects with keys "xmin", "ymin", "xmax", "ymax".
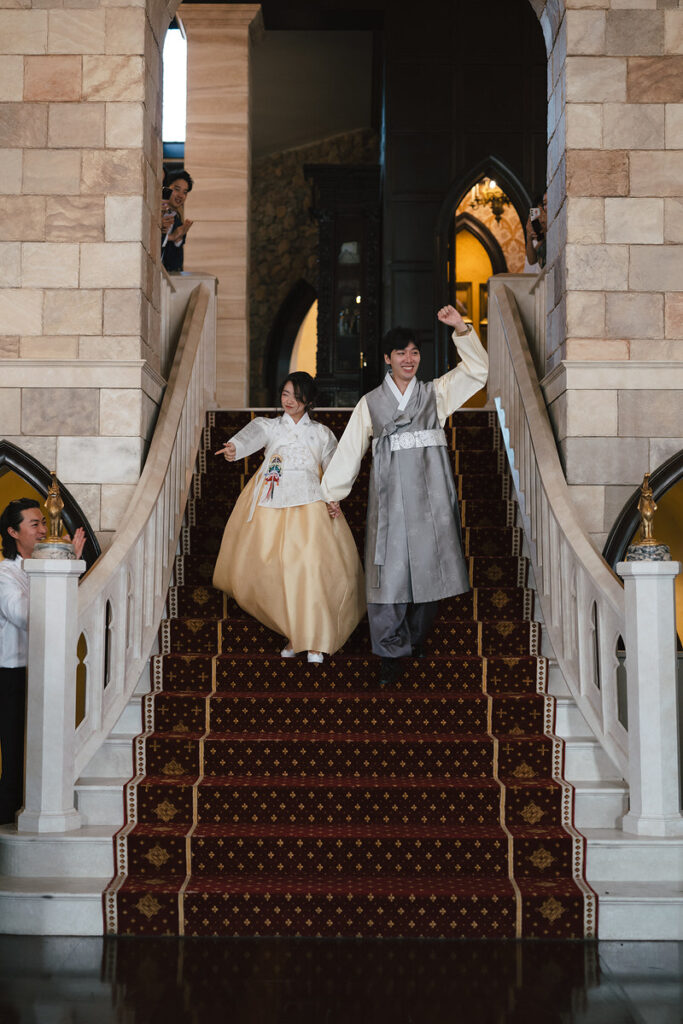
[{"xmin": 367, "ymin": 601, "xmax": 438, "ymax": 659}]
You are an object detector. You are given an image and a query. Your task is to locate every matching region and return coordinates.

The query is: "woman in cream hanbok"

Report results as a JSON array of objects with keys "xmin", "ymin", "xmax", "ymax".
[{"xmin": 212, "ymin": 373, "xmax": 365, "ymax": 663}]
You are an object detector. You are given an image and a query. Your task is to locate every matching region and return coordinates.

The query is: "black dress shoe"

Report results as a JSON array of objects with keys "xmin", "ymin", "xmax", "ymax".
[
  {"xmin": 379, "ymin": 657, "xmax": 400, "ymax": 687},
  {"xmin": 411, "ymin": 643, "xmax": 425, "ymax": 659}
]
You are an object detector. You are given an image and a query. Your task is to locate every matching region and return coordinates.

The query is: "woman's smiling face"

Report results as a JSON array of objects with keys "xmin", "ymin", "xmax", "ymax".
[{"xmin": 281, "ymin": 381, "xmax": 306, "ymax": 422}]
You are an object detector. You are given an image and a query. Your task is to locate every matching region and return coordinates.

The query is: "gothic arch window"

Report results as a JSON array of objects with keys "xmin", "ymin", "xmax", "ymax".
[{"xmin": 0, "ymin": 440, "xmax": 100, "ymax": 569}]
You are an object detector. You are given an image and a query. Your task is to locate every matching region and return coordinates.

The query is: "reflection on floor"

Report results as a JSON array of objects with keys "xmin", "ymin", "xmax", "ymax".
[{"xmin": 0, "ymin": 937, "xmax": 680, "ymax": 1023}]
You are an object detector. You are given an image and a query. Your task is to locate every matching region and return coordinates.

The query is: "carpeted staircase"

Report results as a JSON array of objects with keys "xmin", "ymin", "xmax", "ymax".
[{"xmin": 104, "ymin": 409, "xmax": 596, "ymax": 938}]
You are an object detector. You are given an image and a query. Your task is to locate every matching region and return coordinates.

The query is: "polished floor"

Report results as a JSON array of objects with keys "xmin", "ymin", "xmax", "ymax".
[{"xmin": 0, "ymin": 937, "xmax": 680, "ymax": 1023}]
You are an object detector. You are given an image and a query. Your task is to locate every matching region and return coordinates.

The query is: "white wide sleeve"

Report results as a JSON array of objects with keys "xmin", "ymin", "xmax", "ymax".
[
  {"xmin": 228, "ymin": 417, "xmax": 272, "ymax": 461},
  {"xmin": 320, "ymin": 398, "xmax": 373, "ymax": 502},
  {"xmin": 319, "ymin": 425, "xmax": 339, "ymax": 473},
  {"xmin": 0, "ymin": 570, "xmax": 28, "ymax": 632},
  {"xmin": 434, "ymin": 327, "xmax": 489, "ymax": 425}
]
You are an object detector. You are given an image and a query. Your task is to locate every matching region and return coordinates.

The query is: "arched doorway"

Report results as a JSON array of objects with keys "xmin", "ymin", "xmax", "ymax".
[
  {"xmin": 262, "ymin": 280, "xmax": 318, "ymax": 406},
  {"xmin": 435, "ymin": 157, "xmax": 532, "ymax": 376},
  {"xmin": 0, "ymin": 441, "xmax": 100, "ymax": 569}
]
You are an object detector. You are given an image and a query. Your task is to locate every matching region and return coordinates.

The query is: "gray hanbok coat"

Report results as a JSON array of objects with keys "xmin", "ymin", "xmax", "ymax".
[
  {"xmin": 362, "ymin": 378, "xmax": 469, "ymax": 603},
  {"xmin": 321, "ymin": 327, "xmax": 489, "ymax": 605}
]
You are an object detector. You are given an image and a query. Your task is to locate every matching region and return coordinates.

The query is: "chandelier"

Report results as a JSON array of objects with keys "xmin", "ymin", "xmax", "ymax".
[{"xmin": 469, "ymin": 179, "xmax": 511, "ymax": 224}]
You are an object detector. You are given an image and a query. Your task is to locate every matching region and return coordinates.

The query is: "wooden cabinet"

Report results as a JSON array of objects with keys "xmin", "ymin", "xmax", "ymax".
[{"xmin": 305, "ymin": 164, "xmax": 382, "ymax": 407}]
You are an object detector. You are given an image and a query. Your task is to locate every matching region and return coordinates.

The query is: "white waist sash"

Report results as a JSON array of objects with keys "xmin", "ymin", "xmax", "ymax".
[{"xmin": 385, "ymin": 427, "xmax": 447, "ymax": 453}]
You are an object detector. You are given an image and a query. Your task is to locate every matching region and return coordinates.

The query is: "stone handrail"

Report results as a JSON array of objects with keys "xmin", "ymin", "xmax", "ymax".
[
  {"xmin": 488, "ymin": 275, "xmax": 629, "ymax": 778},
  {"xmin": 73, "ymin": 279, "xmax": 216, "ymax": 779}
]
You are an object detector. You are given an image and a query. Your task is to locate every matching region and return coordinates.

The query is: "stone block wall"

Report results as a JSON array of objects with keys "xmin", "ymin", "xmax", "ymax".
[
  {"xmin": 0, "ymin": 0, "xmax": 169, "ymax": 549},
  {"xmin": 249, "ymin": 128, "xmax": 379, "ymax": 405},
  {"xmin": 535, "ymin": 0, "xmax": 683, "ymax": 550}
]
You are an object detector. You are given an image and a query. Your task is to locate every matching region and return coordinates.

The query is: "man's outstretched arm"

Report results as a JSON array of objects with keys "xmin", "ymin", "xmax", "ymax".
[
  {"xmin": 434, "ymin": 305, "xmax": 489, "ymax": 423},
  {"xmin": 320, "ymin": 398, "xmax": 373, "ymax": 503}
]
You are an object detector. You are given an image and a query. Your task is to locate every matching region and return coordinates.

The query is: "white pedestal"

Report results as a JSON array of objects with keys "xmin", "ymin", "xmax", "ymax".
[
  {"xmin": 616, "ymin": 560, "xmax": 683, "ymax": 837},
  {"xmin": 17, "ymin": 559, "xmax": 85, "ymax": 834}
]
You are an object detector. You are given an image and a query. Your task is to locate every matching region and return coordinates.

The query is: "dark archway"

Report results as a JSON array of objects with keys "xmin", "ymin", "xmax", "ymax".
[
  {"xmin": 0, "ymin": 440, "xmax": 100, "ymax": 569},
  {"xmin": 433, "ymin": 156, "xmax": 533, "ymax": 374},
  {"xmin": 262, "ymin": 279, "xmax": 318, "ymax": 406}
]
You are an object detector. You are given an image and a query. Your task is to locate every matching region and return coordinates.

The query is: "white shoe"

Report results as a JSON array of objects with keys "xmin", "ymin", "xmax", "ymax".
[
  {"xmin": 307, "ymin": 651, "xmax": 324, "ymax": 664},
  {"xmin": 281, "ymin": 646, "xmax": 296, "ymax": 658}
]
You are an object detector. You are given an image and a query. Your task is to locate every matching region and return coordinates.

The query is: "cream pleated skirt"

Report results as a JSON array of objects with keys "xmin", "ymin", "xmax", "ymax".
[{"xmin": 212, "ymin": 474, "xmax": 366, "ymax": 655}]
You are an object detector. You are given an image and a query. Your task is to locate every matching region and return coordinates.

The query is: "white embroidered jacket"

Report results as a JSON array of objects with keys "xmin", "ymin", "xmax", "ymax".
[{"xmin": 228, "ymin": 413, "xmax": 338, "ymax": 518}]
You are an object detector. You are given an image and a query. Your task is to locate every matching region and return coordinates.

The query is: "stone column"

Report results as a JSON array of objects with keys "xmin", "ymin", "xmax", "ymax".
[
  {"xmin": 179, "ymin": 3, "xmax": 262, "ymax": 407},
  {"xmin": 541, "ymin": 1, "xmax": 683, "ymax": 552},
  {"xmin": 0, "ymin": 0, "xmax": 167, "ymax": 550},
  {"xmin": 616, "ymin": 560, "xmax": 683, "ymax": 837},
  {"xmin": 17, "ymin": 559, "xmax": 85, "ymax": 834}
]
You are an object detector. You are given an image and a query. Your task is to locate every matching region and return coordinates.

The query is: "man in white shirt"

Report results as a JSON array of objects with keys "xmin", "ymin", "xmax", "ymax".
[
  {"xmin": 0, "ymin": 498, "xmax": 84, "ymax": 823},
  {"xmin": 321, "ymin": 305, "xmax": 489, "ymax": 686}
]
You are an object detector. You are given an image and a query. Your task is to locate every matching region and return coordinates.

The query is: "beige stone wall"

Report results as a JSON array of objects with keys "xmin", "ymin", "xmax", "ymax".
[
  {"xmin": 249, "ymin": 128, "xmax": 379, "ymax": 404},
  {"xmin": 0, "ymin": 0, "xmax": 169, "ymax": 548},
  {"xmin": 537, "ymin": 0, "xmax": 683, "ymax": 550},
  {"xmin": 180, "ymin": 3, "xmax": 261, "ymax": 409}
]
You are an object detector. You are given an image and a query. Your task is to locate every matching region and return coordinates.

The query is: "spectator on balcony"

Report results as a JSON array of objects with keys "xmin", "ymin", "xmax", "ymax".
[
  {"xmin": 0, "ymin": 498, "xmax": 85, "ymax": 825},
  {"xmin": 524, "ymin": 192, "xmax": 547, "ymax": 272},
  {"xmin": 161, "ymin": 169, "xmax": 194, "ymax": 273}
]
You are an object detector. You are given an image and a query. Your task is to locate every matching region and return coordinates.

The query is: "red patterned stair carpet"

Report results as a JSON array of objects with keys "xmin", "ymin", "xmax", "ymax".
[{"xmin": 104, "ymin": 409, "xmax": 596, "ymax": 938}]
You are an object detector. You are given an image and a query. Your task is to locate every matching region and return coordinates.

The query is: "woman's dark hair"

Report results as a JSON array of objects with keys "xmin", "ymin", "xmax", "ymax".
[
  {"xmin": 0, "ymin": 498, "xmax": 41, "ymax": 559},
  {"xmin": 279, "ymin": 371, "xmax": 317, "ymax": 412},
  {"xmin": 382, "ymin": 326, "xmax": 420, "ymax": 358}
]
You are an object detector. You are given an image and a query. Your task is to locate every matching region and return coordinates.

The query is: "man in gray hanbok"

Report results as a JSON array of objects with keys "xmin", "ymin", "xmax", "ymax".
[{"xmin": 321, "ymin": 305, "xmax": 489, "ymax": 684}]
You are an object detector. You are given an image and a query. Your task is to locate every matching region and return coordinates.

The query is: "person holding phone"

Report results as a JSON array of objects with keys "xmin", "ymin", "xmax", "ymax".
[
  {"xmin": 161, "ymin": 170, "xmax": 194, "ymax": 272},
  {"xmin": 524, "ymin": 191, "xmax": 547, "ymax": 271}
]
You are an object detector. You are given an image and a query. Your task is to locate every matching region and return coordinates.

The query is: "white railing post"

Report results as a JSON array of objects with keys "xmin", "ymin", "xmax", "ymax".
[
  {"xmin": 17, "ymin": 560, "xmax": 85, "ymax": 833},
  {"xmin": 616, "ymin": 560, "xmax": 683, "ymax": 837}
]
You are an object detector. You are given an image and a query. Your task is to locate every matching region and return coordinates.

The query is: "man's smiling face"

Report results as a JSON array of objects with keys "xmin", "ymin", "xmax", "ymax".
[{"xmin": 385, "ymin": 341, "xmax": 421, "ymax": 387}]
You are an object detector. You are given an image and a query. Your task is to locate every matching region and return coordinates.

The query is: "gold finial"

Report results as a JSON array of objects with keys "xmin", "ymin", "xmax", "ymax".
[
  {"xmin": 636, "ymin": 473, "xmax": 657, "ymax": 546},
  {"xmin": 44, "ymin": 471, "xmax": 69, "ymax": 545}
]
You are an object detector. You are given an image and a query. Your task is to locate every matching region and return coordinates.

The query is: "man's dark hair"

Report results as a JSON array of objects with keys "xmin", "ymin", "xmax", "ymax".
[
  {"xmin": 279, "ymin": 371, "xmax": 317, "ymax": 412},
  {"xmin": 0, "ymin": 498, "xmax": 41, "ymax": 559},
  {"xmin": 382, "ymin": 326, "xmax": 420, "ymax": 358},
  {"xmin": 166, "ymin": 169, "xmax": 194, "ymax": 192}
]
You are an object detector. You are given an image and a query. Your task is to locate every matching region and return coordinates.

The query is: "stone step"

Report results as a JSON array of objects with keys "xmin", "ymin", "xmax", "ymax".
[
  {"xmin": 83, "ymin": 735, "xmax": 136, "ymax": 778},
  {"xmin": 113, "ymin": 696, "xmax": 143, "ymax": 737},
  {"xmin": 573, "ymin": 781, "xmax": 629, "ymax": 829},
  {"xmin": 591, "ymin": 882, "xmax": 683, "ymax": 941},
  {"xmin": 75, "ymin": 777, "xmax": 128, "ymax": 827},
  {"xmin": 584, "ymin": 829, "xmax": 683, "ymax": 883},
  {"xmin": 553, "ymin": 695, "xmax": 592, "ymax": 738},
  {"xmin": 563, "ymin": 736, "xmax": 624, "ymax": 782},
  {"xmin": 0, "ymin": 825, "xmax": 115, "ymax": 878},
  {"xmin": 0, "ymin": 877, "xmax": 107, "ymax": 936}
]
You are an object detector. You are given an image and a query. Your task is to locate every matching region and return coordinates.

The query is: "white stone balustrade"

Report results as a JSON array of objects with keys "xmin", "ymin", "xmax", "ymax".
[
  {"xmin": 489, "ymin": 274, "xmax": 682, "ymax": 839},
  {"xmin": 18, "ymin": 560, "xmax": 85, "ymax": 834},
  {"xmin": 617, "ymin": 561, "xmax": 683, "ymax": 838}
]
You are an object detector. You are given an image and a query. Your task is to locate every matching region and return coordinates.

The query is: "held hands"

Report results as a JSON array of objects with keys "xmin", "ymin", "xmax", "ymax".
[
  {"xmin": 215, "ymin": 442, "xmax": 237, "ymax": 462},
  {"xmin": 437, "ymin": 304, "xmax": 469, "ymax": 336},
  {"xmin": 326, "ymin": 501, "xmax": 342, "ymax": 519}
]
